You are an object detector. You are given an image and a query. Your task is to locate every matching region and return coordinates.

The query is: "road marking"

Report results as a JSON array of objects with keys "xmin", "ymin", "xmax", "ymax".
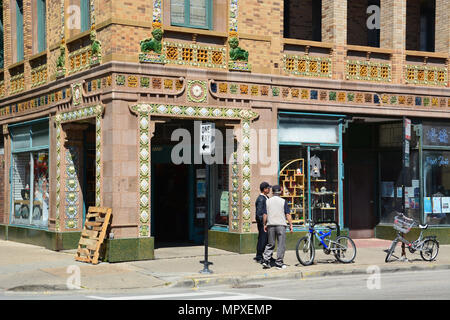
[
  {"xmin": 87, "ymin": 291, "xmax": 221, "ymax": 300},
  {"xmin": 87, "ymin": 290, "xmax": 287, "ymax": 300}
]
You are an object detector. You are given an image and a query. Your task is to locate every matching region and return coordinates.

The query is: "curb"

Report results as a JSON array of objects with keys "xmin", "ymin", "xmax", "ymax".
[{"xmin": 169, "ymin": 263, "xmax": 450, "ymax": 288}]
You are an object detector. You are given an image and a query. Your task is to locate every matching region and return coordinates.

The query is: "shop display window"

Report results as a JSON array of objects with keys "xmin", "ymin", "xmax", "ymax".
[
  {"xmin": 11, "ymin": 151, "xmax": 49, "ymax": 227},
  {"xmin": 423, "ymin": 151, "xmax": 450, "ymax": 225},
  {"xmin": 279, "ymin": 146, "xmax": 340, "ymax": 225},
  {"xmin": 10, "ymin": 120, "xmax": 49, "ymax": 228},
  {"xmin": 379, "ymin": 151, "xmax": 421, "ymax": 224}
]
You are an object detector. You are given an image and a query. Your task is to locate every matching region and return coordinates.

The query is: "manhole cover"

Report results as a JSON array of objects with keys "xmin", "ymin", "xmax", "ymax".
[
  {"xmin": 7, "ymin": 284, "xmax": 70, "ymax": 292},
  {"xmin": 231, "ymin": 284, "xmax": 263, "ymax": 289}
]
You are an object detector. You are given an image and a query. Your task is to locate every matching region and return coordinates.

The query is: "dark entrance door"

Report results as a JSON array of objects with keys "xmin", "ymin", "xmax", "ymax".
[
  {"xmin": 347, "ymin": 155, "xmax": 376, "ymax": 238},
  {"xmin": 153, "ymin": 163, "xmax": 190, "ymax": 244}
]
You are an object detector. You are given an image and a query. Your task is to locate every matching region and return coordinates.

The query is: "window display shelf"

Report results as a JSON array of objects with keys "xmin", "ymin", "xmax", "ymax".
[{"xmin": 279, "ymin": 159, "xmax": 305, "ymax": 224}]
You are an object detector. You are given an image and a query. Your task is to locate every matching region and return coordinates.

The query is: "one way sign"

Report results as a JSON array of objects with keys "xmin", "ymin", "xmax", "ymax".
[{"xmin": 200, "ymin": 122, "xmax": 215, "ymax": 156}]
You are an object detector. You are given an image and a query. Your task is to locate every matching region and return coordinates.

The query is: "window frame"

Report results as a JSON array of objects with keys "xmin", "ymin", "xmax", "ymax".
[{"xmin": 170, "ymin": 0, "xmax": 213, "ymax": 31}]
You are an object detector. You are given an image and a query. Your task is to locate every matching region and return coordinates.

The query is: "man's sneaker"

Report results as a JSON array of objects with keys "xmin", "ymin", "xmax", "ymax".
[
  {"xmin": 261, "ymin": 260, "xmax": 270, "ymax": 269},
  {"xmin": 275, "ymin": 263, "xmax": 287, "ymax": 270}
]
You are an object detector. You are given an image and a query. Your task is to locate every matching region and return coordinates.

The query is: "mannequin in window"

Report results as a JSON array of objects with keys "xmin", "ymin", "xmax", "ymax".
[{"xmin": 310, "ymin": 155, "xmax": 321, "ymax": 178}]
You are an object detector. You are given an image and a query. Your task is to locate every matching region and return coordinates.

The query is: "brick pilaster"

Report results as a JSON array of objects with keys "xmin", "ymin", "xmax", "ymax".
[
  {"xmin": 380, "ymin": 0, "xmax": 406, "ymax": 84},
  {"xmin": 322, "ymin": 0, "xmax": 347, "ymax": 80}
]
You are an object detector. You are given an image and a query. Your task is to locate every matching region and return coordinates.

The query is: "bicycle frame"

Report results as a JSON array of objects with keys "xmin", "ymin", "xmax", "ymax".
[
  {"xmin": 307, "ymin": 225, "xmax": 332, "ymax": 250},
  {"xmin": 394, "ymin": 228, "xmax": 426, "ymax": 251}
]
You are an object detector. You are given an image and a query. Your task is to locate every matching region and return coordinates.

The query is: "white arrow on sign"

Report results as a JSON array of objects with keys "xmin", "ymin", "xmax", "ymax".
[{"xmin": 200, "ymin": 122, "xmax": 215, "ymax": 155}]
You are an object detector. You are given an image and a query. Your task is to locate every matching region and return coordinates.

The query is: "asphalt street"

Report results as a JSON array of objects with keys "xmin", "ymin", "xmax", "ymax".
[{"xmin": 2, "ymin": 269, "xmax": 449, "ymax": 300}]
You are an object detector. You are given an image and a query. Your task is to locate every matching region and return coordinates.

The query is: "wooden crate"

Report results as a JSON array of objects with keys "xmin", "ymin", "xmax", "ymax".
[{"xmin": 75, "ymin": 207, "xmax": 112, "ymax": 265}]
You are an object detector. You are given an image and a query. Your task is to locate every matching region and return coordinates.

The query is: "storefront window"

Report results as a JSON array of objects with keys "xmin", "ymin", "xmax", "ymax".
[
  {"xmin": 423, "ymin": 151, "xmax": 450, "ymax": 225},
  {"xmin": 212, "ymin": 164, "xmax": 229, "ymax": 226},
  {"xmin": 10, "ymin": 120, "xmax": 49, "ymax": 228},
  {"xmin": 310, "ymin": 148, "xmax": 339, "ymax": 223},
  {"xmin": 379, "ymin": 150, "xmax": 420, "ymax": 224},
  {"xmin": 279, "ymin": 146, "xmax": 340, "ymax": 225}
]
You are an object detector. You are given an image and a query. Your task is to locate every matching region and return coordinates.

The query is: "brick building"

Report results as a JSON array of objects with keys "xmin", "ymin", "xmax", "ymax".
[{"xmin": 0, "ymin": 0, "xmax": 449, "ymax": 262}]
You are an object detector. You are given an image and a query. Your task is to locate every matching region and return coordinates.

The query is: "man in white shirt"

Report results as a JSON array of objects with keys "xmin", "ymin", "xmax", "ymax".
[{"xmin": 262, "ymin": 185, "xmax": 293, "ymax": 269}]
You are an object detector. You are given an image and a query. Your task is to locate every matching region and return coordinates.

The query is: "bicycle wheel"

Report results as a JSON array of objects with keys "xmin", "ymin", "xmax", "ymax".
[
  {"xmin": 333, "ymin": 236, "xmax": 357, "ymax": 263},
  {"xmin": 296, "ymin": 236, "xmax": 315, "ymax": 266},
  {"xmin": 385, "ymin": 239, "xmax": 400, "ymax": 263},
  {"xmin": 420, "ymin": 238, "xmax": 439, "ymax": 261}
]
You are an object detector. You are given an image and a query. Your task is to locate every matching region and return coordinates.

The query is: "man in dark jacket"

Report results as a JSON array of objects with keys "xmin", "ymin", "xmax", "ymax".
[{"xmin": 254, "ymin": 182, "xmax": 271, "ymax": 263}]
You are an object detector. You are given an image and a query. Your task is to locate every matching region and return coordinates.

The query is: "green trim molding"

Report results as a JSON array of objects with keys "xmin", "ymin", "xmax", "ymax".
[{"xmin": 375, "ymin": 225, "xmax": 450, "ymax": 245}]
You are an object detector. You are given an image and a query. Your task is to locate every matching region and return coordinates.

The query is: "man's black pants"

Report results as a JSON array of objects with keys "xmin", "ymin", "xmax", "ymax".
[{"xmin": 256, "ymin": 216, "xmax": 268, "ymax": 260}]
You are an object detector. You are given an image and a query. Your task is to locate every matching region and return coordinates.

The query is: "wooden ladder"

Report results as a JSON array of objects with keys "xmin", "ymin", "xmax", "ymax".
[{"xmin": 75, "ymin": 207, "xmax": 112, "ymax": 265}]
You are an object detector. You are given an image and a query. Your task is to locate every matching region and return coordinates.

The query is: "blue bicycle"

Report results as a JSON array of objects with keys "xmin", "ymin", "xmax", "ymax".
[{"xmin": 296, "ymin": 220, "xmax": 357, "ymax": 266}]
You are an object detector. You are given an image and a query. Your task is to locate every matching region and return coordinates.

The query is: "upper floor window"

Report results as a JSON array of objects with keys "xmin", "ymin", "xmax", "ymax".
[
  {"xmin": 170, "ymin": 0, "xmax": 212, "ymax": 30},
  {"xmin": 0, "ymin": 1, "xmax": 4, "ymax": 68},
  {"xmin": 80, "ymin": 0, "xmax": 91, "ymax": 32},
  {"xmin": 284, "ymin": 0, "xmax": 322, "ymax": 41},
  {"xmin": 406, "ymin": 0, "xmax": 435, "ymax": 52},
  {"xmin": 347, "ymin": 0, "xmax": 380, "ymax": 48},
  {"xmin": 33, "ymin": 0, "xmax": 46, "ymax": 54},
  {"xmin": 15, "ymin": 0, "xmax": 24, "ymax": 62}
]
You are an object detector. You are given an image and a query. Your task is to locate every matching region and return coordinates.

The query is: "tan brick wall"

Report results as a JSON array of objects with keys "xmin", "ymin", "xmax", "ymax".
[
  {"xmin": 238, "ymin": 0, "xmax": 284, "ymax": 74},
  {"xmin": 435, "ymin": 0, "xmax": 450, "ymax": 55}
]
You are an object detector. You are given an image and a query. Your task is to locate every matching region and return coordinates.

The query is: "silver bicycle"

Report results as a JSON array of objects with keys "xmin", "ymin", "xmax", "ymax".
[{"xmin": 385, "ymin": 213, "xmax": 439, "ymax": 263}]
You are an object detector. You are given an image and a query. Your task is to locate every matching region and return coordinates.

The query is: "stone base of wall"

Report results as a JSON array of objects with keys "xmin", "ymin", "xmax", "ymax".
[
  {"xmin": 0, "ymin": 224, "xmax": 155, "ymax": 262},
  {"xmin": 208, "ymin": 229, "xmax": 348, "ymax": 253},
  {"xmin": 104, "ymin": 237, "xmax": 155, "ymax": 262},
  {"xmin": 0, "ymin": 224, "xmax": 81, "ymax": 250},
  {"xmin": 375, "ymin": 225, "xmax": 450, "ymax": 244}
]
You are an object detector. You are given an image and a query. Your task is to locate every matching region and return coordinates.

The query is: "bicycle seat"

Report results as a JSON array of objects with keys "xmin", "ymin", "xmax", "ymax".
[{"xmin": 419, "ymin": 224, "xmax": 428, "ymax": 229}]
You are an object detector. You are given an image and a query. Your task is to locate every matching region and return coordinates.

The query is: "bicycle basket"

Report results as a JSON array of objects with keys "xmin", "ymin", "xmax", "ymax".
[{"xmin": 393, "ymin": 215, "xmax": 415, "ymax": 234}]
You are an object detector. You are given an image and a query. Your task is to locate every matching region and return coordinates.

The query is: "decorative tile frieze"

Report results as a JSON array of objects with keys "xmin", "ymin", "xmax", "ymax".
[
  {"xmin": 283, "ymin": 55, "xmax": 332, "ymax": 78},
  {"xmin": 187, "ymin": 80, "xmax": 207, "ymax": 103},
  {"xmin": 10, "ymin": 73, "xmax": 25, "ymax": 94},
  {"xmin": 65, "ymin": 146, "xmax": 79, "ymax": 229},
  {"xmin": 68, "ymin": 46, "xmax": 92, "ymax": 75},
  {"xmin": 405, "ymin": 65, "xmax": 448, "ymax": 86},
  {"xmin": 209, "ymin": 81, "xmax": 449, "ymax": 111},
  {"xmin": 31, "ymin": 65, "xmax": 48, "ymax": 88},
  {"xmin": 346, "ymin": 60, "xmax": 391, "ymax": 82},
  {"xmin": 163, "ymin": 41, "xmax": 227, "ymax": 70}
]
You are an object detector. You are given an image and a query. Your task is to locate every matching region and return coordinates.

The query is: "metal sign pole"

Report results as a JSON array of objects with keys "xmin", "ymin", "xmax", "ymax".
[
  {"xmin": 401, "ymin": 117, "xmax": 410, "ymax": 260},
  {"xmin": 199, "ymin": 122, "xmax": 213, "ymax": 274}
]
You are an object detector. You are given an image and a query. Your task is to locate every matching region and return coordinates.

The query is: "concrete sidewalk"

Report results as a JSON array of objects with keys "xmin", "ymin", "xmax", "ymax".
[{"xmin": 1, "ymin": 239, "xmax": 449, "ymax": 294}]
